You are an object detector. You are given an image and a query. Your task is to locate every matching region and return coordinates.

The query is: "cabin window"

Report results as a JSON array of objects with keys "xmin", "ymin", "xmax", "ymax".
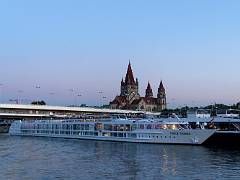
[
  {"xmin": 85, "ymin": 124, "xmax": 89, "ymax": 130},
  {"xmin": 81, "ymin": 124, "xmax": 84, "ymax": 130},
  {"xmin": 73, "ymin": 124, "xmax": 76, "ymax": 130},
  {"xmin": 75, "ymin": 124, "xmax": 80, "ymax": 130},
  {"xmin": 130, "ymin": 133, "xmax": 136, "ymax": 138},
  {"xmin": 118, "ymin": 133, "xmax": 123, "ymax": 137},
  {"xmin": 147, "ymin": 125, "xmax": 152, "ymax": 129},
  {"xmin": 104, "ymin": 124, "xmax": 112, "ymax": 131},
  {"xmin": 119, "ymin": 125, "xmax": 125, "ymax": 131},
  {"xmin": 96, "ymin": 123, "xmax": 103, "ymax": 130},
  {"xmin": 155, "ymin": 124, "xmax": 160, "ymax": 129},
  {"xmin": 132, "ymin": 124, "xmax": 137, "ymax": 130}
]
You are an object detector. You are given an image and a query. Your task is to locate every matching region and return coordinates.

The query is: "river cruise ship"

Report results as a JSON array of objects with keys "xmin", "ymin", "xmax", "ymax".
[
  {"xmin": 158, "ymin": 109, "xmax": 240, "ymax": 145},
  {"xmin": 9, "ymin": 116, "xmax": 215, "ymax": 145}
]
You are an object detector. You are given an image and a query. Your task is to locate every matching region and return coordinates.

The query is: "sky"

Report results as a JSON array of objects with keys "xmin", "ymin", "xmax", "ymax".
[{"xmin": 0, "ymin": 0, "xmax": 240, "ymax": 107}]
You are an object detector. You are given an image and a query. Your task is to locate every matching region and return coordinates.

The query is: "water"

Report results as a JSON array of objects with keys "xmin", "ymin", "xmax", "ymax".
[{"xmin": 1, "ymin": 134, "xmax": 240, "ymax": 180}]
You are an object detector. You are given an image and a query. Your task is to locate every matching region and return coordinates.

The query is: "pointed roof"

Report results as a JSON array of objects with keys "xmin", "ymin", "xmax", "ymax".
[
  {"xmin": 159, "ymin": 81, "xmax": 165, "ymax": 92},
  {"xmin": 110, "ymin": 96, "xmax": 127, "ymax": 105},
  {"xmin": 145, "ymin": 81, "xmax": 153, "ymax": 97},
  {"xmin": 125, "ymin": 61, "xmax": 136, "ymax": 85},
  {"xmin": 121, "ymin": 77, "xmax": 124, "ymax": 85},
  {"xmin": 146, "ymin": 81, "xmax": 152, "ymax": 91}
]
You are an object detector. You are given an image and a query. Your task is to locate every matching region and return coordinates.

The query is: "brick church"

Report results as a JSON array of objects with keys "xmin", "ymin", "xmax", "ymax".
[{"xmin": 110, "ymin": 62, "xmax": 167, "ymax": 112}]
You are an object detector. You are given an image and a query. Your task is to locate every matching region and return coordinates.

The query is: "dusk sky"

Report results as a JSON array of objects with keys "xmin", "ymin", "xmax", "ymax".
[{"xmin": 0, "ymin": 0, "xmax": 240, "ymax": 107}]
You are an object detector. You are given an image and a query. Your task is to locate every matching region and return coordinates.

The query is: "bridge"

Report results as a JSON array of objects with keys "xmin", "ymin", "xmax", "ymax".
[{"xmin": 0, "ymin": 104, "xmax": 149, "ymax": 120}]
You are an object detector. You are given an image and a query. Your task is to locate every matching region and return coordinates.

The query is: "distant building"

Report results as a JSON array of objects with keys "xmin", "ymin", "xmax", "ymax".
[
  {"xmin": 237, "ymin": 102, "xmax": 240, "ymax": 109},
  {"xmin": 110, "ymin": 62, "xmax": 167, "ymax": 112}
]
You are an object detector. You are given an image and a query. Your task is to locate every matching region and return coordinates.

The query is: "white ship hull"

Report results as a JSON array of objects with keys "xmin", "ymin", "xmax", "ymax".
[
  {"xmin": 9, "ymin": 120, "xmax": 215, "ymax": 145},
  {"xmin": 10, "ymin": 130, "xmax": 214, "ymax": 145}
]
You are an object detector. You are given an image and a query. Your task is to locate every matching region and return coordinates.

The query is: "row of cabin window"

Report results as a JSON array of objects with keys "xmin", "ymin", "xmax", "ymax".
[
  {"xmin": 21, "ymin": 124, "xmax": 93, "ymax": 131},
  {"xmin": 138, "ymin": 135, "xmax": 176, "ymax": 139}
]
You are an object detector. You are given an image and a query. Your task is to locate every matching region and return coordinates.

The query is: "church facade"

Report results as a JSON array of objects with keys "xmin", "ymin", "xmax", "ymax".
[{"xmin": 110, "ymin": 62, "xmax": 167, "ymax": 112}]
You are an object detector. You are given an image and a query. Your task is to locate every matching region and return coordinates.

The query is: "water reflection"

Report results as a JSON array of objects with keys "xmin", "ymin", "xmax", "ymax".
[{"xmin": 1, "ymin": 135, "xmax": 240, "ymax": 179}]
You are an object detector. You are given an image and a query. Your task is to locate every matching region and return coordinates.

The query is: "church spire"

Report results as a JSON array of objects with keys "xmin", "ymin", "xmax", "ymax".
[
  {"xmin": 145, "ymin": 81, "xmax": 153, "ymax": 97},
  {"xmin": 157, "ymin": 80, "xmax": 166, "ymax": 99},
  {"xmin": 121, "ymin": 77, "xmax": 124, "ymax": 86},
  {"xmin": 125, "ymin": 61, "xmax": 136, "ymax": 85},
  {"xmin": 159, "ymin": 81, "xmax": 165, "ymax": 92}
]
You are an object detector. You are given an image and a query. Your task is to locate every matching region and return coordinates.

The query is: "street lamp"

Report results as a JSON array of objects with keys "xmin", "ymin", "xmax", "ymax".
[
  {"xmin": 98, "ymin": 91, "xmax": 104, "ymax": 107},
  {"xmin": 77, "ymin": 94, "xmax": 82, "ymax": 107},
  {"xmin": 102, "ymin": 96, "xmax": 107, "ymax": 108},
  {"xmin": 35, "ymin": 85, "xmax": 41, "ymax": 105},
  {"xmin": 171, "ymin": 98, "xmax": 176, "ymax": 109},
  {"xmin": 68, "ymin": 89, "xmax": 75, "ymax": 106},
  {"xmin": 17, "ymin": 90, "xmax": 24, "ymax": 104}
]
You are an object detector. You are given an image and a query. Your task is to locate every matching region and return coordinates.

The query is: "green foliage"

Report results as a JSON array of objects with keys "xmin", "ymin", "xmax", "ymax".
[
  {"xmin": 203, "ymin": 104, "xmax": 237, "ymax": 110},
  {"xmin": 31, "ymin": 100, "xmax": 46, "ymax": 105}
]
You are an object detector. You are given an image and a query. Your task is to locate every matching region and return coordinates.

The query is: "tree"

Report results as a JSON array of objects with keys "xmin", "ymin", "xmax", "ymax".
[{"xmin": 31, "ymin": 100, "xmax": 46, "ymax": 105}]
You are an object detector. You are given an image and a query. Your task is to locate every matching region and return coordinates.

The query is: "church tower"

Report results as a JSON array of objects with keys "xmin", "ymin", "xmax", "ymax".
[
  {"xmin": 110, "ymin": 62, "xmax": 167, "ymax": 112},
  {"xmin": 145, "ymin": 82, "xmax": 153, "ymax": 97},
  {"xmin": 157, "ymin": 81, "xmax": 167, "ymax": 110},
  {"xmin": 120, "ymin": 62, "xmax": 140, "ymax": 103}
]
